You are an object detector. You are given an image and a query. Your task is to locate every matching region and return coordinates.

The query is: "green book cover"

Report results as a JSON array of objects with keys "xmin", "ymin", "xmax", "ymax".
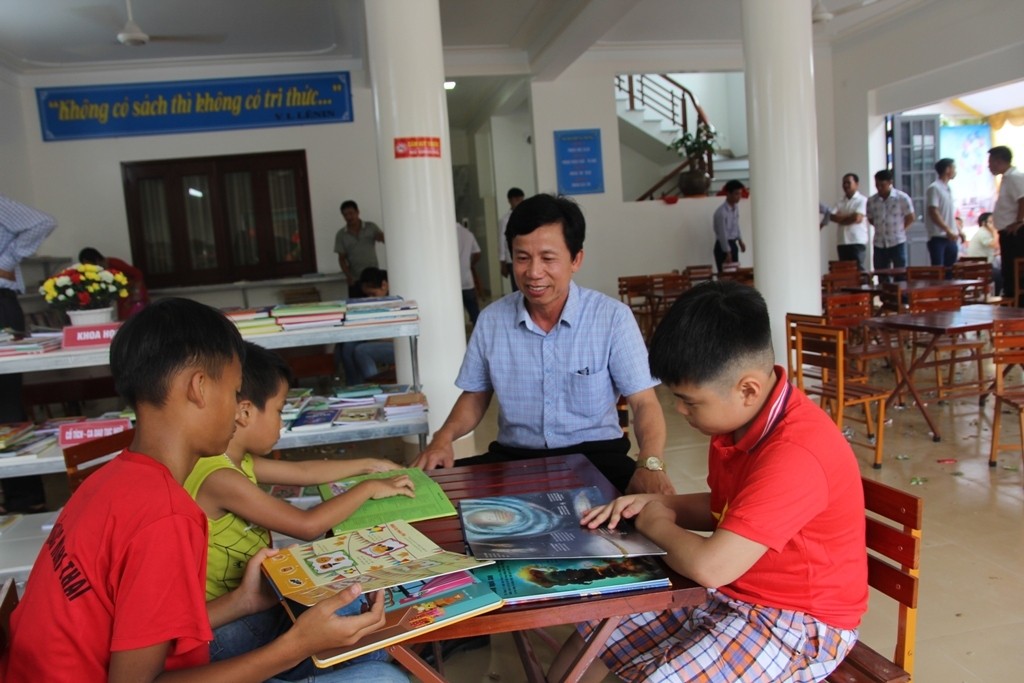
[{"xmin": 318, "ymin": 467, "xmax": 457, "ymax": 534}]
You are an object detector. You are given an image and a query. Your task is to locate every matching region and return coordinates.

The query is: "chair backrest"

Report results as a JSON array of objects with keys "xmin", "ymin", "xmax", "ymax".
[
  {"xmin": 905, "ymin": 285, "xmax": 963, "ymax": 314},
  {"xmin": 905, "ymin": 265, "xmax": 945, "ymax": 282},
  {"xmin": 683, "ymin": 264, "xmax": 714, "ymax": 283},
  {"xmin": 861, "ymin": 477, "xmax": 923, "ymax": 676},
  {"xmin": 0, "ymin": 577, "xmax": 19, "ymax": 656},
  {"xmin": 821, "ymin": 270, "xmax": 860, "ymax": 297},
  {"xmin": 617, "ymin": 275, "xmax": 653, "ymax": 307},
  {"xmin": 824, "ymin": 292, "xmax": 872, "ymax": 331},
  {"xmin": 951, "ymin": 260, "xmax": 993, "ymax": 302},
  {"xmin": 794, "ymin": 323, "xmax": 845, "ymax": 394},
  {"xmin": 991, "ymin": 319, "xmax": 1024, "ymax": 392},
  {"xmin": 62, "ymin": 428, "xmax": 136, "ymax": 493},
  {"xmin": 650, "ymin": 272, "xmax": 690, "ymax": 310},
  {"xmin": 719, "ymin": 266, "xmax": 754, "ymax": 286},
  {"xmin": 785, "ymin": 313, "xmax": 826, "ymax": 380},
  {"xmin": 828, "ymin": 259, "xmax": 860, "ymax": 274},
  {"xmin": 879, "ymin": 282, "xmax": 904, "ymax": 314}
]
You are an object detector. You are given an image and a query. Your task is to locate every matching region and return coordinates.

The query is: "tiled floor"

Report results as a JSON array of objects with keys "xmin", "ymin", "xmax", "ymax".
[{"xmin": 436, "ymin": 372, "xmax": 1024, "ymax": 682}]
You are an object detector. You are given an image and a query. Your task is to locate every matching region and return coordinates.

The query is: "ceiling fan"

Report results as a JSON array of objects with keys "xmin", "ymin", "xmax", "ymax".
[
  {"xmin": 114, "ymin": 0, "xmax": 224, "ymax": 47},
  {"xmin": 812, "ymin": 0, "xmax": 883, "ymax": 24}
]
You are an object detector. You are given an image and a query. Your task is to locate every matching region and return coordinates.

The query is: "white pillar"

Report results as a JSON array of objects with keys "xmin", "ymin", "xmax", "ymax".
[
  {"xmin": 364, "ymin": 0, "xmax": 468, "ymax": 448},
  {"xmin": 741, "ymin": 0, "xmax": 822, "ymax": 365}
]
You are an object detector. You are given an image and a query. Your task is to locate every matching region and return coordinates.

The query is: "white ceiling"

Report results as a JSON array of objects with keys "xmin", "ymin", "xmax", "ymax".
[{"xmin": 4, "ymin": 1, "xmax": 1016, "ymax": 127}]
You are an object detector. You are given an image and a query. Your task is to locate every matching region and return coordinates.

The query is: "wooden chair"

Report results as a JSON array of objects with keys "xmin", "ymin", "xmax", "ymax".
[
  {"xmin": 618, "ymin": 275, "xmax": 654, "ymax": 341},
  {"xmin": 794, "ymin": 324, "xmax": 889, "ymax": 468},
  {"xmin": 905, "ymin": 265, "xmax": 945, "ymax": 282},
  {"xmin": 822, "ymin": 270, "xmax": 861, "ymax": 298},
  {"xmin": 649, "ymin": 272, "xmax": 690, "ymax": 331},
  {"xmin": 1, "ymin": 577, "xmax": 18, "ymax": 657},
  {"xmin": 988, "ymin": 318, "xmax": 1024, "ymax": 468},
  {"xmin": 1014, "ymin": 257, "xmax": 1024, "ymax": 307},
  {"xmin": 62, "ymin": 428, "xmax": 135, "ymax": 493},
  {"xmin": 829, "ymin": 259, "xmax": 860, "ymax": 273},
  {"xmin": 785, "ymin": 312, "xmax": 826, "ymax": 382},
  {"xmin": 824, "ymin": 293, "xmax": 891, "ymax": 375},
  {"xmin": 951, "ymin": 260, "xmax": 992, "ymax": 302},
  {"xmin": 825, "ymin": 478, "xmax": 922, "ymax": 683},
  {"xmin": 878, "ymin": 282, "xmax": 904, "ymax": 315},
  {"xmin": 682, "ymin": 264, "xmax": 714, "ymax": 284},
  {"xmin": 905, "ymin": 286, "xmax": 984, "ymax": 399},
  {"xmin": 719, "ymin": 266, "xmax": 754, "ymax": 287}
]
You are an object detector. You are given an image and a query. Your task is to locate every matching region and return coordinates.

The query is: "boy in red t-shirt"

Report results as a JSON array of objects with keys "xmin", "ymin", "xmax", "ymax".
[
  {"xmin": 2, "ymin": 298, "xmax": 405, "ymax": 683},
  {"xmin": 551, "ymin": 281, "xmax": 867, "ymax": 683}
]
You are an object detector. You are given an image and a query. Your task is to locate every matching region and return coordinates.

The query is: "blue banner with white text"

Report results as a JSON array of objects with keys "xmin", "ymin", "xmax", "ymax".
[
  {"xmin": 36, "ymin": 72, "xmax": 352, "ymax": 141},
  {"xmin": 554, "ymin": 129, "xmax": 604, "ymax": 195}
]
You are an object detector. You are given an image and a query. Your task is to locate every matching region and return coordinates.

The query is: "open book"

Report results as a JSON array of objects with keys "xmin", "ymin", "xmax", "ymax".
[
  {"xmin": 261, "ymin": 520, "xmax": 492, "ymax": 608},
  {"xmin": 318, "ymin": 468, "xmax": 457, "ymax": 534},
  {"xmin": 301, "ymin": 572, "xmax": 503, "ymax": 667},
  {"xmin": 458, "ymin": 486, "xmax": 666, "ymax": 560}
]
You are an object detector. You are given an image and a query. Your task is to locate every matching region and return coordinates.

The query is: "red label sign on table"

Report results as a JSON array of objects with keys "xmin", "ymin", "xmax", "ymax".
[
  {"xmin": 62, "ymin": 322, "xmax": 121, "ymax": 348},
  {"xmin": 393, "ymin": 136, "xmax": 441, "ymax": 158},
  {"xmin": 58, "ymin": 418, "xmax": 132, "ymax": 447}
]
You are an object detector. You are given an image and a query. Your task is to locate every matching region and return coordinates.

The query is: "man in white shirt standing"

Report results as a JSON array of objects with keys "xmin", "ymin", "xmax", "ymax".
[
  {"xmin": 924, "ymin": 158, "xmax": 962, "ymax": 270},
  {"xmin": 456, "ymin": 221, "xmax": 482, "ymax": 324},
  {"xmin": 825, "ymin": 173, "xmax": 870, "ymax": 271},
  {"xmin": 497, "ymin": 187, "xmax": 525, "ymax": 293},
  {"xmin": 866, "ymin": 170, "xmax": 916, "ymax": 281},
  {"xmin": 988, "ymin": 145, "xmax": 1024, "ymax": 301}
]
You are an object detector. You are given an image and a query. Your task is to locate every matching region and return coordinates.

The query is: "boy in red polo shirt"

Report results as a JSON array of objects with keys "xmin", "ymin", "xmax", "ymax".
[{"xmin": 552, "ymin": 281, "xmax": 867, "ymax": 682}]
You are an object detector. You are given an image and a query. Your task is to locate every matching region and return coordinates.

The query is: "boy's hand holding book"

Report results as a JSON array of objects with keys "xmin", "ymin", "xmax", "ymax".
[
  {"xmin": 580, "ymin": 494, "xmax": 660, "ymax": 531},
  {"xmin": 287, "ymin": 584, "xmax": 387, "ymax": 654}
]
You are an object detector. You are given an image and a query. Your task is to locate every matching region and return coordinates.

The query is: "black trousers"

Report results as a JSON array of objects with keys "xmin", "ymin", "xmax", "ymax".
[
  {"xmin": 0, "ymin": 289, "xmax": 45, "ymax": 512},
  {"xmin": 713, "ymin": 239, "xmax": 740, "ymax": 273},
  {"xmin": 455, "ymin": 435, "xmax": 634, "ymax": 494}
]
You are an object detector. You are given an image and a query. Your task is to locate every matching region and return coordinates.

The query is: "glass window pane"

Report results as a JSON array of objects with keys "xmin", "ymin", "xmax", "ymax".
[
  {"xmin": 139, "ymin": 179, "xmax": 174, "ymax": 274},
  {"xmin": 225, "ymin": 172, "xmax": 258, "ymax": 266},
  {"xmin": 182, "ymin": 175, "xmax": 217, "ymax": 269},
  {"xmin": 268, "ymin": 169, "xmax": 301, "ymax": 263}
]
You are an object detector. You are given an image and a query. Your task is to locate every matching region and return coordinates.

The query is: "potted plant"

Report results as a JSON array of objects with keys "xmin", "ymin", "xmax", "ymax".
[
  {"xmin": 669, "ymin": 121, "xmax": 717, "ymax": 196},
  {"xmin": 39, "ymin": 262, "xmax": 130, "ymax": 325}
]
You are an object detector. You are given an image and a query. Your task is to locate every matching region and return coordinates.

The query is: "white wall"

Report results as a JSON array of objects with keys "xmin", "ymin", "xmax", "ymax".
[
  {"xmin": 7, "ymin": 58, "xmax": 381, "ymax": 275},
  {"xmin": 0, "ymin": 72, "xmax": 33, "ymax": 206}
]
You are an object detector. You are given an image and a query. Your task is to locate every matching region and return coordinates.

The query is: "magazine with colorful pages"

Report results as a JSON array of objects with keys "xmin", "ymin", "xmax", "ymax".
[
  {"xmin": 318, "ymin": 468, "xmax": 457, "ymax": 534},
  {"xmin": 458, "ymin": 486, "xmax": 666, "ymax": 560},
  {"xmin": 292, "ymin": 572, "xmax": 504, "ymax": 667},
  {"xmin": 261, "ymin": 519, "xmax": 491, "ymax": 608},
  {"xmin": 471, "ymin": 555, "xmax": 670, "ymax": 605}
]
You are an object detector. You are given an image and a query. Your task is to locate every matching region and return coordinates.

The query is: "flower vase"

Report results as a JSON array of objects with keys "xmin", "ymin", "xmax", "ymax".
[{"xmin": 67, "ymin": 306, "xmax": 115, "ymax": 326}]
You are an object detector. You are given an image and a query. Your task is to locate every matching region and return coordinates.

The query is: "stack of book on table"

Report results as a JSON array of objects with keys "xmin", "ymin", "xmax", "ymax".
[
  {"xmin": 459, "ymin": 486, "xmax": 671, "ymax": 606},
  {"xmin": 271, "ymin": 301, "xmax": 347, "ymax": 331},
  {"xmin": 223, "ymin": 307, "xmax": 282, "ymax": 336},
  {"xmin": 0, "ymin": 419, "xmax": 73, "ymax": 462},
  {"xmin": 284, "ymin": 385, "xmax": 424, "ymax": 433},
  {"xmin": 0, "ymin": 333, "xmax": 62, "ymax": 356},
  {"xmin": 261, "ymin": 519, "xmax": 502, "ymax": 666},
  {"xmin": 344, "ymin": 296, "xmax": 418, "ymax": 326}
]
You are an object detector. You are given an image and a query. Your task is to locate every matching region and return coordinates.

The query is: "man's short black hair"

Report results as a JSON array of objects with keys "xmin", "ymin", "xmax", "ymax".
[
  {"xmin": 110, "ymin": 298, "xmax": 245, "ymax": 409},
  {"xmin": 648, "ymin": 281, "xmax": 773, "ymax": 386},
  {"xmin": 241, "ymin": 342, "xmax": 292, "ymax": 410},
  {"xmin": 843, "ymin": 172, "xmax": 860, "ymax": 184},
  {"xmin": 359, "ymin": 266, "xmax": 388, "ymax": 289},
  {"xmin": 505, "ymin": 193, "xmax": 585, "ymax": 259},
  {"xmin": 935, "ymin": 158, "xmax": 955, "ymax": 176},
  {"xmin": 340, "ymin": 200, "xmax": 359, "ymax": 213},
  {"xmin": 723, "ymin": 180, "xmax": 746, "ymax": 193},
  {"xmin": 78, "ymin": 247, "xmax": 104, "ymax": 264},
  {"xmin": 873, "ymin": 170, "xmax": 893, "ymax": 182},
  {"xmin": 989, "ymin": 145, "xmax": 1013, "ymax": 164},
  {"xmin": 507, "ymin": 187, "xmax": 525, "ymax": 200}
]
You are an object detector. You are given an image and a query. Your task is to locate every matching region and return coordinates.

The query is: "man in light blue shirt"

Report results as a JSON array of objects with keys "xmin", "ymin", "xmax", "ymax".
[
  {"xmin": 414, "ymin": 194, "xmax": 671, "ymax": 495},
  {"xmin": 712, "ymin": 180, "xmax": 747, "ymax": 272}
]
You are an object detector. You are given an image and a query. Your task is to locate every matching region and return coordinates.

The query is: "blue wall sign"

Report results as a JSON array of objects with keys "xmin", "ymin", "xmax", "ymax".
[
  {"xmin": 36, "ymin": 72, "xmax": 352, "ymax": 141},
  {"xmin": 554, "ymin": 128, "xmax": 604, "ymax": 195}
]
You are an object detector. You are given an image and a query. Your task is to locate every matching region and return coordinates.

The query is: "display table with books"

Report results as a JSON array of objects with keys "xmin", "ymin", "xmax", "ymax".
[{"xmin": 401, "ymin": 455, "xmax": 708, "ymax": 683}]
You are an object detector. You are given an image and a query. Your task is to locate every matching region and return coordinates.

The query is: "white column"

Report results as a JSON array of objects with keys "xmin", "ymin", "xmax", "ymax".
[
  {"xmin": 741, "ymin": 0, "xmax": 822, "ymax": 364},
  {"xmin": 364, "ymin": 0, "xmax": 468, "ymax": 449}
]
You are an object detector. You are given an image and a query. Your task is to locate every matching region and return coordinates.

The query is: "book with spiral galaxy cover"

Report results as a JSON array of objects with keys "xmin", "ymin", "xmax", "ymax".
[{"xmin": 457, "ymin": 486, "xmax": 666, "ymax": 560}]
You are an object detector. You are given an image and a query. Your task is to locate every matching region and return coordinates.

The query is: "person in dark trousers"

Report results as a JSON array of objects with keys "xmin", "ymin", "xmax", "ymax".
[{"xmin": 712, "ymin": 180, "xmax": 747, "ymax": 272}]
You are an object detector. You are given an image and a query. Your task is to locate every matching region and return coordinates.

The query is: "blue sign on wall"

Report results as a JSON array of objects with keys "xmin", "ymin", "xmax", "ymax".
[
  {"xmin": 554, "ymin": 128, "xmax": 604, "ymax": 195},
  {"xmin": 36, "ymin": 72, "xmax": 352, "ymax": 141}
]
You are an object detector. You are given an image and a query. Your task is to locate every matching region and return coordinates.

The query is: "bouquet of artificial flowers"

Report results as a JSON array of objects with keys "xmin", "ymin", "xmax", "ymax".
[{"xmin": 39, "ymin": 263, "xmax": 130, "ymax": 311}]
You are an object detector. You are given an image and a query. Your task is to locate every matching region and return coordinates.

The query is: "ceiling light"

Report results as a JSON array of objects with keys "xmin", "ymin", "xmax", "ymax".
[
  {"xmin": 188, "ymin": 188, "xmax": 203, "ymax": 198},
  {"xmin": 444, "ymin": 81, "xmax": 456, "ymax": 91}
]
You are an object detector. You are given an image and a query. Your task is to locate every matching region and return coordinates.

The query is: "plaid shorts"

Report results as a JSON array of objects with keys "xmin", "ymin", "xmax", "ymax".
[{"xmin": 578, "ymin": 589, "xmax": 857, "ymax": 683}]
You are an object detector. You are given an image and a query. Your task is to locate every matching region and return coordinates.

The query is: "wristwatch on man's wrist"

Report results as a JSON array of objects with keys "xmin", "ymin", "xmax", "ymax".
[{"xmin": 638, "ymin": 456, "xmax": 665, "ymax": 472}]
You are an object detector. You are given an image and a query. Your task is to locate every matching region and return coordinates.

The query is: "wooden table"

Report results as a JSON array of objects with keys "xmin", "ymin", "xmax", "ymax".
[
  {"xmin": 841, "ymin": 278, "xmax": 983, "ymax": 297},
  {"xmin": 866, "ymin": 304, "xmax": 1024, "ymax": 441},
  {"xmin": 396, "ymin": 455, "xmax": 707, "ymax": 683}
]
